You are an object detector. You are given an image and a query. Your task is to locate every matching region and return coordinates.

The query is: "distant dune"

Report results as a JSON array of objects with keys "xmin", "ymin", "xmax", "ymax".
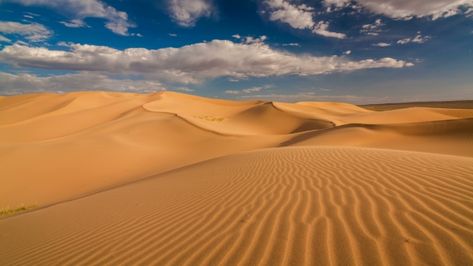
[
  {"xmin": 362, "ymin": 100, "xmax": 473, "ymax": 111},
  {"xmin": 1, "ymin": 91, "xmax": 473, "ymax": 265}
]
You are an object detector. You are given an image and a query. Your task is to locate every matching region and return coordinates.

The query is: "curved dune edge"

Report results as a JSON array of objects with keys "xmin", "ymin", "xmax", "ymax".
[
  {"xmin": 280, "ymin": 118, "xmax": 473, "ymax": 157},
  {"xmin": 1, "ymin": 146, "xmax": 473, "ymax": 265},
  {"xmin": 143, "ymin": 100, "xmax": 336, "ymax": 136}
]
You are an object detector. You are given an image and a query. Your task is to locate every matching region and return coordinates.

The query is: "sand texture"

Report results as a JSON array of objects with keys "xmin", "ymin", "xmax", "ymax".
[{"xmin": 1, "ymin": 91, "xmax": 473, "ymax": 265}]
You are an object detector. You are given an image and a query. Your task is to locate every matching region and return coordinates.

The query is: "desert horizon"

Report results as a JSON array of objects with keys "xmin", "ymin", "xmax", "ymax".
[{"xmin": 3, "ymin": 90, "xmax": 473, "ymax": 106}]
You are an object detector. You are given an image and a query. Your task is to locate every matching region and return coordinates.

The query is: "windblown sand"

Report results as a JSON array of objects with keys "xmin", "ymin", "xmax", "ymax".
[{"xmin": 1, "ymin": 91, "xmax": 473, "ymax": 265}]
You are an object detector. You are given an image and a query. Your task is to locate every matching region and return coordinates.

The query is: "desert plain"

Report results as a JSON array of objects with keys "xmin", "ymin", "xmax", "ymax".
[{"xmin": 1, "ymin": 91, "xmax": 473, "ymax": 265}]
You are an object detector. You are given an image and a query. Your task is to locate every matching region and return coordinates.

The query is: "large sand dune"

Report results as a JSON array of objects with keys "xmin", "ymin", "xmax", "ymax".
[{"xmin": 1, "ymin": 91, "xmax": 472, "ymax": 265}]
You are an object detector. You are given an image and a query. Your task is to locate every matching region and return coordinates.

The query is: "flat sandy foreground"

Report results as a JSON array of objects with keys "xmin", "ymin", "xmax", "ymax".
[{"xmin": 1, "ymin": 91, "xmax": 473, "ymax": 265}]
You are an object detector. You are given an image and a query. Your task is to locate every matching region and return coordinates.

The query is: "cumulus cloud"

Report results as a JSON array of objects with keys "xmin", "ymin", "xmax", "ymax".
[
  {"xmin": 0, "ymin": 71, "xmax": 165, "ymax": 94},
  {"xmin": 264, "ymin": 0, "xmax": 315, "ymax": 29},
  {"xmin": 264, "ymin": 0, "xmax": 346, "ymax": 39},
  {"xmin": 4, "ymin": 0, "xmax": 134, "ymax": 35},
  {"xmin": 0, "ymin": 21, "xmax": 52, "ymax": 42},
  {"xmin": 397, "ymin": 33, "xmax": 431, "ymax": 44},
  {"xmin": 324, "ymin": 0, "xmax": 473, "ymax": 19},
  {"xmin": 168, "ymin": 0, "xmax": 214, "ymax": 27},
  {"xmin": 225, "ymin": 85, "xmax": 272, "ymax": 95},
  {"xmin": 373, "ymin": 42, "xmax": 392, "ymax": 47},
  {"xmin": 242, "ymin": 35, "xmax": 268, "ymax": 44},
  {"xmin": 323, "ymin": 0, "xmax": 352, "ymax": 8},
  {"xmin": 313, "ymin": 21, "xmax": 347, "ymax": 39},
  {"xmin": 0, "ymin": 40, "xmax": 413, "ymax": 84},
  {"xmin": 361, "ymin": 19, "xmax": 384, "ymax": 36}
]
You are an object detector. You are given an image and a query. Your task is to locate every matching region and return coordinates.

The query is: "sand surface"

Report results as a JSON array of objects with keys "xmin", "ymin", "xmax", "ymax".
[
  {"xmin": 362, "ymin": 100, "xmax": 473, "ymax": 111},
  {"xmin": 1, "ymin": 91, "xmax": 473, "ymax": 265}
]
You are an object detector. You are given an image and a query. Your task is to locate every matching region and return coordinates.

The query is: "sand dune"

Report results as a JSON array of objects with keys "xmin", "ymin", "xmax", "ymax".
[
  {"xmin": 144, "ymin": 95, "xmax": 334, "ymax": 135},
  {"xmin": 339, "ymin": 107, "xmax": 473, "ymax": 125},
  {"xmin": 281, "ymin": 118, "xmax": 473, "ymax": 157},
  {"xmin": 1, "ymin": 147, "xmax": 473, "ymax": 265},
  {"xmin": 1, "ymin": 91, "xmax": 473, "ymax": 265},
  {"xmin": 362, "ymin": 100, "xmax": 473, "ymax": 111}
]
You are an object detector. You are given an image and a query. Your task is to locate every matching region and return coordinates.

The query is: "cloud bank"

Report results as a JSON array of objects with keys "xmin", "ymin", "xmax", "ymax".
[
  {"xmin": 0, "ymin": 72, "xmax": 165, "ymax": 94},
  {"xmin": 0, "ymin": 40, "xmax": 413, "ymax": 85},
  {"xmin": 0, "ymin": 21, "xmax": 52, "ymax": 42},
  {"xmin": 4, "ymin": 0, "xmax": 134, "ymax": 35},
  {"xmin": 324, "ymin": 0, "xmax": 473, "ymax": 19}
]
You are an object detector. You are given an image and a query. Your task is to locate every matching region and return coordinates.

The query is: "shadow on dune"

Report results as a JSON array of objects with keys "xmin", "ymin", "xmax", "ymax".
[{"xmin": 279, "ymin": 118, "xmax": 473, "ymax": 147}]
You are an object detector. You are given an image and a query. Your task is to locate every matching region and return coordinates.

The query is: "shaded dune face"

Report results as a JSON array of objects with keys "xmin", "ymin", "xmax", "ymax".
[
  {"xmin": 280, "ymin": 118, "xmax": 473, "ymax": 156},
  {"xmin": 1, "ymin": 147, "xmax": 472, "ymax": 265},
  {"xmin": 225, "ymin": 102, "xmax": 335, "ymax": 135},
  {"xmin": 1, "ymin": 91, "xmax": 473, "ymax": 265}
]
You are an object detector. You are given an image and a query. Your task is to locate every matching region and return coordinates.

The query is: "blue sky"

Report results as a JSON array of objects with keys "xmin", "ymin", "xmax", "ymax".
[{"xmin": 0, "ymin": 0, "xmax": 472, "ymax": 103}]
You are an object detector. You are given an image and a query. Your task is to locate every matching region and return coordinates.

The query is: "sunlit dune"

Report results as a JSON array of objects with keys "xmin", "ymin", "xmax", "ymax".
[{"xmin": 1, "ymin": 91, "xmax": 473, "ymax": 265}]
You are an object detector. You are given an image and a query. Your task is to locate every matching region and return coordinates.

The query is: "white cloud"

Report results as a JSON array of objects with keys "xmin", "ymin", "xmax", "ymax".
[
  {"xmin": 0, "ymin": 71, "xmax": 165, "ymax": 94},
  {"xmin": 313, "ymin": 21, "xmax": 347, "ymax": 39},
  {"xmin": 281, "ymin": 42, "xmax": 300, "ymax": 47},
  {"xmin": 324, "ymin": 0, "xmax": 473, "ymax": 19},
  {"xmin": 168, "ymin": 0, "xmax": 214, "ymax": 27},
  {"xmin": 343, "ymin": 50, "xmax": 352, "ymax": 55},
  {"xmin": 60, "ymin": 19, "xmax": 87, "ymax": 28},
  {"xmin": 242, "ymin": 35, "xmax": 267, "ymax": 44},
  {"xmin": 361, "ymin": 19, "xmax": 384, "ymax": 36},
  {"xmin": 4, "ymin": 0, "xmax": 134, "ymax": 35},
  {"xmin": 0, "ymin": 40, "xmax": 413, "ymax": 84},
  {"xmin": 264, "ymin": 0, "xmax": 347, "ymax": 39},
  {"xmin": 323, "ymin": 0, "xmax": 352, "ymax": 8},
  {"xmin": 373, "ymin": 42, "xmax": 392, "ymax": 47},
  {"xmin": 396, "ymin": 38, "xmax": 410, "ymax": 45},
  {"xmin": 225, "ymin": 85, "xmax": 272, "ymax": 95},
  {"xmin": 264, "ymin": 0, "xmax": 315, "ymax": 30},
  {"xmin": 0, "ymin": 21, "xmax": 52, "ymax": 42},
  {"xmin": 0, "ymin": 34, "xmax": 11, "ymax": 43},
  {"xmin": 397, "ymin": 33, "xmax": 431, "ymax": 44}
]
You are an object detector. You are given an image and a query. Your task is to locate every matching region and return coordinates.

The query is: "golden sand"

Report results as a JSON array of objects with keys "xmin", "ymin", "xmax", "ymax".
[{"xmin": 1, "ymin": 91, "xmax": 472, "ymax": 265}]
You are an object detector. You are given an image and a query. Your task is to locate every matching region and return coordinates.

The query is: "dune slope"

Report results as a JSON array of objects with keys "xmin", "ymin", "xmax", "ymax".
[
  {"xmin": 1, "ymin": 146, "xmax": 473, "ymax": 265},
  {"xmin": 281, "ymin": 118, "xmax": 473, "ymax": 157},
  {"xmin": 0, "ymin": 92, "xmax": 283, "ymax": 206}
]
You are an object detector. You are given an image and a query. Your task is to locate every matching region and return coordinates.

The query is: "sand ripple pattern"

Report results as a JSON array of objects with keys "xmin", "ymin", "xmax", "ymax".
[{"xmin": 1, "ymin": 146, "xmax": 473, "ymax": 265}]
